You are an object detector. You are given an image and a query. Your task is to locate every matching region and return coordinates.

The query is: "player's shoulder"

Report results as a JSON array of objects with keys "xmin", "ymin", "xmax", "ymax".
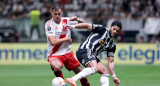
[
  {"xmin": 93, "ymin": 24, "xmax": 103, "ymax": 27},
  {"xmin": 93, "ymin": 24, "xmax": 105, "ymax": 29},
  {"xmin": 92, "ymin": 24, "xmax": 106, "ymax": 31},
  {"xmin": 45, "ymin": 19, "xmax": 52, "ymax": 26}
]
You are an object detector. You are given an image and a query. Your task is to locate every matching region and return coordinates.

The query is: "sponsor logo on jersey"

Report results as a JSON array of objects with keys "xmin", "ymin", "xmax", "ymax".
[
  {"xmin": 99, "ymin": 39, "xmax": 104, "ymax": 44},
  {"xmin": 99, "ymin": 40, "xmax": 104, "ymax": 44},
  {"xmin": 55, "ymin": 30, "xmax": 69, "ymax": 35}
]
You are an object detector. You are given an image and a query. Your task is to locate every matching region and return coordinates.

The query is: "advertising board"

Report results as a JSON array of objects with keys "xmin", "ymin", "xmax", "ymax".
[{"xmin": 0, "ymin": 43, "xmax": 159, "ymax": 65}]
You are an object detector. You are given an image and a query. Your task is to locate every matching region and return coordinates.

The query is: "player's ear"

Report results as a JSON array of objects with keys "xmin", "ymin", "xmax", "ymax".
[
  {"xmin": 51, "ymin": 11, "xmax": 54, "ymax": 16},
  {"xmin": 61, "ymin": 11, "xmax": 63, "ymax": 15},
  {"xmin": 49, "ymin": 8, "xmax": 52, "ymax": 13},
  {"xmin": 109, "ymin": 26, "xmax": 111, "ymax": 30}
]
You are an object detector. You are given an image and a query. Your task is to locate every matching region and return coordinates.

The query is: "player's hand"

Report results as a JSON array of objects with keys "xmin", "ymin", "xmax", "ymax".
[
  {"xmin": 66, "ymin": 37, "xmax": 72, "ymax": 44},
  {"xmin": 69, "ymin": 16, "xmax": 78, "ymax": 21},
  {"xmin": 113, "ymin": 77, "xmax": 120, "ymax": 86},
  {"xmin": 66, "ymin": 25, "xmax": 73, "ymax": 30}
]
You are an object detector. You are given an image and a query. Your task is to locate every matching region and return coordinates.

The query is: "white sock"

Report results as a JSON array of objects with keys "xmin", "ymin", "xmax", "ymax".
[
  {"xmin": 72, "ymin": 67, "xmax": 95, "ymax": 81},
  {"xmin": 100, "ymin": 74, "xmax": 109, "ymax": 86}
]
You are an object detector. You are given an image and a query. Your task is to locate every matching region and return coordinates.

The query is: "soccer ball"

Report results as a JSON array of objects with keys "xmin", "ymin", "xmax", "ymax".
[{"xmin": 52, "ymin": 77, "xmax": 67, "ymax": 86}]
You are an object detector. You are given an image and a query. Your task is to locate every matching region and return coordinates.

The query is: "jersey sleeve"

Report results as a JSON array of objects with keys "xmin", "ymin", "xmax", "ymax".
[
  {"xmin": 92, "ymin": 24, "xmax": 106, "ymax": 33},
  {"xmin": 45, "ymin": 21, "xmax": 55, "ymax": 37},
  {"xmin": 107, "ymin": 45, "xmax": 116, "ymax": 57}
]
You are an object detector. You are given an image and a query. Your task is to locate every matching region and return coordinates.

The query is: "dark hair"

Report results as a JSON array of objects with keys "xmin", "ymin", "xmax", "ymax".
[
  {"xmin": 51, "ymin": 4, "xmax": 62, "ymax": 11},
  {"xmin": 111, "ymin": 21, "xmax": 122, "ymax": 30}
]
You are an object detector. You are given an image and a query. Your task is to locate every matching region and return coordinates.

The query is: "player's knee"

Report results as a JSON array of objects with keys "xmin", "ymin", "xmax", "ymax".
[
  {"xmin": 51, "ymin": 65, "xmax": 62, "ymax": 71},
  {"xmin": 93, "ymin": 66, "xmax": 98, "ymax": 73},
  {"xmin": 87, "ymin": 65, "xmax": 98, "ymax": 73},
  {"xmin": 86, "ymin": 61, "xmax": 98, "ymax": 72},
  {"xmin": 54, "ymin": 68, "xmax": 61, "ymax": 71},
  {"xmin": 50, "ymin": 62, "xmax": 62, "ymax": 71},
  {"xmin": 100, "ymin": 74, "xmax": 109, "ymax": 86},
  {"xmin": 54, "ymin": 66, "xmax": 62, "ymax": 71},
  {"xmin": 99, "ymin": 69, "xmax": 109, "ymax": 74}
]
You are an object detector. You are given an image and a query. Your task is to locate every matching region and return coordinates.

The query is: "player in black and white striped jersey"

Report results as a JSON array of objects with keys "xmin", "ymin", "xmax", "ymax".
[
  {"xmin": 66, "ymin": 21, "xmax": 122, "ymax": 86},
  {"xmin": 78, "ymin": 24, "xmax": 116, "ymax": 58}
]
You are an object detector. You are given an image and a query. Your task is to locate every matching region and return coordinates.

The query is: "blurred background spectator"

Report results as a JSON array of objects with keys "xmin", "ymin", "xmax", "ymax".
[
  {"xmin": 30, "ymin": 9, "xmax": 41, "ymax": 39},
  {"xmin": 0, "ymin": 0, "xmax": 160, "ymax": 43}
]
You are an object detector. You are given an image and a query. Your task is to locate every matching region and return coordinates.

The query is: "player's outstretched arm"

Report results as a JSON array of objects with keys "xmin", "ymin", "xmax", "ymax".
[{"xmin": 108, "ymin": 56, "xmax": 120, "ymax": 86}]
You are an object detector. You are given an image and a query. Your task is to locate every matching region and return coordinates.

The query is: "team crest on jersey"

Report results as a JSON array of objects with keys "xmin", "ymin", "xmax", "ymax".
[
  {"xmin": 47, "ymin": 27, "xmax": 51, "ymax": 31},
  {"xmin": 99, "ymin": 39, "xmax": 104, "ymax": 44},
  {"xmin": 99, "ymin": 41, "xmax": 104, "ymax": 44}
]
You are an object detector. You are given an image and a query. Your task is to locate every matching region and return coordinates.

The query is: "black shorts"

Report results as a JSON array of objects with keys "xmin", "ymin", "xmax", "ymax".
[{"xmin": 76, "ymin": 49, "xmax": 100, "ymax": 67}]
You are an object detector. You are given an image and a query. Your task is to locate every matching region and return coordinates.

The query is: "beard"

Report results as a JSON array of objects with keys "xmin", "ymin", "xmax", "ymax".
[
  {"xmin": 54, "ymin": 17, "xmax": 61, "ymax": 23},
  {"xmin": 109, "ymin": 30, "xmax": 113, "ymax": 37}
]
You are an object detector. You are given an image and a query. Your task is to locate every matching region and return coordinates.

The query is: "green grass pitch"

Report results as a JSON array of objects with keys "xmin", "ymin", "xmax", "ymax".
[{"xmin": 0, "ymin": 64, "xmax": 160, "ymax": 86}]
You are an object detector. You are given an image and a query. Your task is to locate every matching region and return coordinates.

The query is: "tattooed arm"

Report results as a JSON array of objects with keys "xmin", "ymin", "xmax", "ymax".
[{"xmin": 108, "ymin": 57, "xmax": 120, "ymax": 86}]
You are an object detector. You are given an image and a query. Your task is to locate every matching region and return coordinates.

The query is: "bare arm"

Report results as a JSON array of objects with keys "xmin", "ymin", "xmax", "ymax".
[
  {"xmin": 108, "ymin": 56, "xmax": 115, "ymax": 75},
  {"xmin": 108, "ymin": 56, "xmax": 120, "ymax": 86},
  {"xmin": 77, "ymin": 18, "xmax": 85, "ymax": 23},
  {"xmin": 69, "ymin": 16, "xmax": 85, "ymax": 23},
  {"xmin": 48, "ymin": 35, "xmax": 72, "ymax": 46}
]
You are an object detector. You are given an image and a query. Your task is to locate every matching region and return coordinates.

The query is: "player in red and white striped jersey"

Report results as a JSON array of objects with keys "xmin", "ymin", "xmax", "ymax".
[{"xmin": 44, "ymin": 4, "xmax": 90, "ymax": 86}]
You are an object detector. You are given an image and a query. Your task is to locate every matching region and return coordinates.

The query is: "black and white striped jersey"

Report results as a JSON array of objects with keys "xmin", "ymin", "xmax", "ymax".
[{"xmin": 78, "ymin": 24, "xmax": 116, "ymax": 57}]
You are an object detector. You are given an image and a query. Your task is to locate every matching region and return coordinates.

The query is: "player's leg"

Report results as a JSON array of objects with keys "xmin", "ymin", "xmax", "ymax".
[
  {"xmin": 51, "ymin": 66, "xmax": 64, "ymax": 79},
  {"xmin": 49, "ymin": 56, "xmax": 64, "ymax": 78},
  {"xmin": 64, "ymin": 51, "xmax": 91, "ymax": 86},
  {"xmin": 48, "ymin": 57, "xmax": 64, "ymax": 79},
  {"xmin": 97, "ymin": 62, "xmax": 110, "ymax": 86},
  {"xmin": 80, "ymin": 78, "xmax": 90, "ymax": 86},
  {"xmin": 66, "ymin": 60, "xmax": 98, "ymax": 86},
  {"xmin": 72, "ymin": 65, "xmax": 90, "ymax": 86},
  {"xmin": 66, "ymin": 49, "xmax": 99, "ymax": 86}
]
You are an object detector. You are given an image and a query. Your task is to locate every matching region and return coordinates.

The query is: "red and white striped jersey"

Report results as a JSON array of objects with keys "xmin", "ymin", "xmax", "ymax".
[{"xmin": 45, "ymin": 17, "xmax": 78, "ymax": 56}]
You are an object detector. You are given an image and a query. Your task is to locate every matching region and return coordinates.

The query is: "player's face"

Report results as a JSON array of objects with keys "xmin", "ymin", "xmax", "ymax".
[
  {"xmin": 110, "ymin": 25, "xmax": 121, "ymax": 37},
  {"xmin": 51, "ymin": 9, "xmax": 62, "ymax": 24}
]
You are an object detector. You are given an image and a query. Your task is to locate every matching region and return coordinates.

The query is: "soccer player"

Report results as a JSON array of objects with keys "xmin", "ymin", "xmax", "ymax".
[
  {"xmin": 66, "ymin": 21, "xmax": 122, "ymax": 86},
  {"xmin": 45, "ymin": 4, "xmax": 90, "ymax": 86}
]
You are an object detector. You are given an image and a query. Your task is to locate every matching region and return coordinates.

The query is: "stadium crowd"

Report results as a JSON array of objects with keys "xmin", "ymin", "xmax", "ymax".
[
  {"xmin": 1, "ymin": 0, "xmax": 160, "ymax": 22},
  {"xmin": 0, "ymin": 0, "xmax": 160, "ymax": 43}
]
